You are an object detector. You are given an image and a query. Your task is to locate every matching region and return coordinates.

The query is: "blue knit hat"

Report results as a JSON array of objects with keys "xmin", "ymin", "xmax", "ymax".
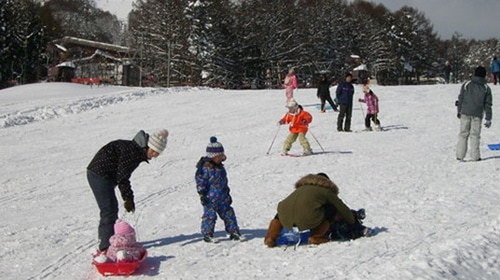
[{"xmin": 206, "ymin": 136, "xmax": 224, "ymax": 158}]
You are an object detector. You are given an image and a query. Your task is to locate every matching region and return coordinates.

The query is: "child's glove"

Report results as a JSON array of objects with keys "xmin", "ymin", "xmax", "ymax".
[
  {"xmin": 124, "ymin": 199, "xmax": 135, "ymax": 213},
  {"xmin": 484, "ymin": 120, "xmax": 491, "ymax": 128},
  {"xmin": 301, "ymin": 119, "xmax": 308, "ymax": 124},
  {"xmin": 358, "ymin": 98, "xmax": 363, "ymax": 102},
  {"xmin": 200, "ymin": 195, "xmax": 210, "ymax": 206},
  {"xmin": 457, "ymin": 113, "xmax": 461, "ymax": 119},
  {"xmin": 277, "ymin": 120, "xmax": 284, "ymax": 126}
]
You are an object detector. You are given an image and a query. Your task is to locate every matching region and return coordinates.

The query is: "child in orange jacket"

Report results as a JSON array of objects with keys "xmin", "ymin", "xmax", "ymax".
[{"xmin": 278, "ymin": 99, "xmax": 313, "ymax": 155}]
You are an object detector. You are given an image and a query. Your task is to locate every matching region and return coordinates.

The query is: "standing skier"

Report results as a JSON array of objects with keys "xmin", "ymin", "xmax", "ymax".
[
  {"xmin": 278, "ymin": 99, "xmax": 313, "ymax": 156},
  {"xmin": 358, "ymin": 84, "xmax": 381, "ymax": 131},
  {"xmin": 336, "ymin": 73, "xmax": 355, "ymax": 132},
  {"xmin": 195, "ymin": 136, "xmax": 242, "ymax": 242},
  {"xmin": 87, "ymin": 129, "xmax": 168, "ymax": 253}
]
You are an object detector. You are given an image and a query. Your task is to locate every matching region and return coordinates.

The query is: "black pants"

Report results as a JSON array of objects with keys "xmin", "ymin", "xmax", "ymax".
[
  {"xmin": 493, "ymin": 72, "xmax": 500, "ymax": 85},
  {"xmin": 319, "ymin": 95, "xmax": 337, "ymax": 111},
  {"xmin": 87, "ymin": 170, "xmax": 118, "ymax": 251},
  {"xmin": 365, "ymin": 113, "xmax": 380, "ymax": 128},
  {"xmin": 337, "ymin": 104, "xmax": 352, "ymax": 131}
]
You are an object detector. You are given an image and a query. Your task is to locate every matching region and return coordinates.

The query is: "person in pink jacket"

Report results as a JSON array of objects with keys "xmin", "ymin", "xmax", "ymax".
[
  {"xmin": 93, "ymin": 219, "xmax": 146, "ymax": 263},
  {"xmin": 283, "ymin": 68, "xmax": 298, "ymax": 101},
  {"xmin": 358, "ymin": 84, "xmax": 381, "ymax": 131}
]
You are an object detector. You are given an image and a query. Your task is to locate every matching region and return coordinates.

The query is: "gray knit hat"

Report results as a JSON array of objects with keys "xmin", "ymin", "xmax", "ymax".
[{"xmin": 148, "ymin": 129, "xmax": 168, "ymax": 153}]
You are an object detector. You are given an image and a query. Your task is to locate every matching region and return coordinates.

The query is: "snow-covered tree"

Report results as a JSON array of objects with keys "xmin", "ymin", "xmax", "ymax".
[
  {"xmin": 42, "ymin": 0, "xmax": 122, "ymax": 43},
  {"xmin": 0, "ymin": 0, "xmax": 45, "ymax": 87},
  {"xmin": 129, "ymin": 0, "xmax": 191, "ymax": 87}
]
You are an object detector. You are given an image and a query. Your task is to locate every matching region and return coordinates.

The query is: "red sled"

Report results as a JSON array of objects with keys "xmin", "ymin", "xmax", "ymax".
[{"xmin": 93, "ymin": 250, "xmax": 147, "ymax": 276}]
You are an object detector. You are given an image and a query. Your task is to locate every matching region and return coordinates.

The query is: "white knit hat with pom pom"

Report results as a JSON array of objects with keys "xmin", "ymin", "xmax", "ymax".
[{"xmin": 148, "ymin": 129, "xmax": 168, "ymax": 153}]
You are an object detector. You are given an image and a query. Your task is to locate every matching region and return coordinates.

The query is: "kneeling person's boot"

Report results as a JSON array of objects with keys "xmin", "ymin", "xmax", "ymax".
[
  {"xmin": 309, "ymin": 220, "xmax": 330, "ymax": 245},
  {"xmin": 264, "ymin": 218, "xmax": 283, "ymax": 248}
]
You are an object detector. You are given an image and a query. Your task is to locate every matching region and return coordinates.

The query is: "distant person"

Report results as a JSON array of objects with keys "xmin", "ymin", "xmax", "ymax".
[
  {"xmin": 195, "ymin": 136, "xmax": 242, "ymax": 242},
  {"xmin": 278, "ymin": 99, "xmax": 313, "ymax": 156},
  {"xmin": 490, "ymin": 57, "xmax": 500, "ymax": 85},
  {"xmin": 283, "ymin": 68, "xmax": 298, "ymax": 101},
  {"xmin": 444, "ymin": 61, "xmax": 452, "ymax": 83},
  {"xmin": 456, "ymin": 66, "xmax": 492, "ymax": 161},
  {"xmin": 336, "ymin": 73, "xmax": 355, "ymax": 132},
  {"xmin": 317, "ymin": 74, "xmax": 338, "ymax": 113},
  {"xmin": 88, "ymin": 129, "xmax": 169, "ymax": 253},
  {"xmin": 358, "ymin": 83, "xmax": 381, "ymax": 131}
]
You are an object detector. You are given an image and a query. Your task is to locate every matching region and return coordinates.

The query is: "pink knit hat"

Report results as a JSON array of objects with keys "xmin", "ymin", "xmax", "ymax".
[{"xmin": 114, "ymin": 219, "xmax": 135, "ymax": 235}]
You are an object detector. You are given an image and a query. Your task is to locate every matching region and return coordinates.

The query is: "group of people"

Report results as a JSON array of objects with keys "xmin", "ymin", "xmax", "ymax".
[
  {"xmin": 87, "ymin": 129, "xmax": 243, "ymax": 260},
  {"xmin": 86, "ymin": 64, "xmax": 493, "ymax": 259},
  {"xmin": 277, "ymin": 69, "xmax": 382, "ymax": 157},
  {"xmin": 87, "ymin": 126, "xmax": 368, "ymax": 255}
]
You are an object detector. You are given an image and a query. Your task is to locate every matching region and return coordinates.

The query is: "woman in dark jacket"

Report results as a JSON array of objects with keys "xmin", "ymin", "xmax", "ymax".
[
  {"xmin": 317, "ymin": 74, "xmax": 338, "ymax": 112},
  {"xmin": 87, "ymin": 129, "xmax": 168, "ymax": 252}
]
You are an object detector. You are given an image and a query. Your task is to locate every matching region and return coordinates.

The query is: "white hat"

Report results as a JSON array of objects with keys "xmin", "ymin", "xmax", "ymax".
[
  {"xmin": 285, "ymin": 99, "xmax": 298, "ymax": 109},
  {"xmin": 148, "ymin": 129, "xmax": 168, "ymax": 153}
]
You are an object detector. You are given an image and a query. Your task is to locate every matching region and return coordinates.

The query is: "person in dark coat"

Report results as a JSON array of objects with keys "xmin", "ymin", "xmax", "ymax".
[
  {"xmin": 264, "ymin": 173, "xmax": 370, "ymax": 247},
  {"xmin": 443, "ymin": 61, "xmax": 452, "ymax": 83},
  {"xmin": 87, "ymin": 129, "xmax": 168, "ymax": 252},
  {"xmin": 336, "ymin": 73, "xmax": 355, "ymax": 132},
  {"xmin": 317, "ymin": 74, "xmax": 338, "ymax": 112}
]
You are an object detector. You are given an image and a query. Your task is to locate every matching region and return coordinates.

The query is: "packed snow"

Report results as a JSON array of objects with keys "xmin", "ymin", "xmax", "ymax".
[{"xmin": 0, "ymin": 82, "xmax": 499, "ymax": 280}]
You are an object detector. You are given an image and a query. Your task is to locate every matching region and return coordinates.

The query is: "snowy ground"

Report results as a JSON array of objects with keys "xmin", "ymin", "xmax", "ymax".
[{"xmin": 0, "ymin": 82, "xmax": 499, "ymax": 280}]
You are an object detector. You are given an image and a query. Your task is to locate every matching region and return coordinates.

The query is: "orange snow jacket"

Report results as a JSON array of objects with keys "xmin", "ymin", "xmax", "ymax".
[{"xmin": 280, "ymin": 106, "xmax": 312, "ymax": 134}]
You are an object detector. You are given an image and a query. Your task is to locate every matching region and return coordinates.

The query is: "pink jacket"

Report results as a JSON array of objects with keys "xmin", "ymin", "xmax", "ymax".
[
  {"xmin": 359, "ymin": 91, "xmax": 379, "ymax": 114},
  {"xmin": 106, "ymin": 232, "xmax": 146, "ymax": 262},
  {"xmin": 284, "ymin": 74, "xmax": 297, "ymax": 89}
]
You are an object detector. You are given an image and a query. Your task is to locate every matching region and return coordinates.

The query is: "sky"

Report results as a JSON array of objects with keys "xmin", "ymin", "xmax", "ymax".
[
  {"xmin": 96, "ymin": 0, "xmax": 500, "ymax": 40},
  {"xmin": 0, "ymin": 81, "xmax": 499, "ymax": 279}
]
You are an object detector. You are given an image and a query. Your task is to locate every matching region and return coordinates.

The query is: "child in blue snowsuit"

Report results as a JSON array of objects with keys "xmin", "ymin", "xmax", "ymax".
[{"xmin": 195, "ymin": 137, "xmax": 241, "ymax": 242}]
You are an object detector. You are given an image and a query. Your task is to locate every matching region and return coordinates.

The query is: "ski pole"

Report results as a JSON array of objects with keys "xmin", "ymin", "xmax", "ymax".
[
  {"xmin": 359, "ymin": 102, "xmax": 365, "ymax": 119},
  {"xmin": 309, "ymin": 129, "xmax": 325, "ymax": 152},
  {"xmin": 266, "ymin": 125, "xmax": 282, "ymax": 155}
]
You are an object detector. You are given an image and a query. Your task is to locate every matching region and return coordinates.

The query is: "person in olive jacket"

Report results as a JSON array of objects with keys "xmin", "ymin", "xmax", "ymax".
[
  {"xmin": 264, "ymin": 173, "xmax": 360, "ymax": 247},
  {"xmin": 87, "ymin": 129, "xmax": 168, "ymax": 252}
]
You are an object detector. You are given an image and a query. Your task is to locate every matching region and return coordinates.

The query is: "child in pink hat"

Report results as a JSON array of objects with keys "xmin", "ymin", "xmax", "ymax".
[{"xmin": 99, "ymin": 219, "xmax": 146, "ymax": 263}]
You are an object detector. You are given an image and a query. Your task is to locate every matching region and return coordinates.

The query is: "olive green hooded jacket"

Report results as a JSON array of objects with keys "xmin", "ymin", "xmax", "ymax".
[{"xmin": 277, "ymin": 174, "xmax": 355, "ymax": 231}]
